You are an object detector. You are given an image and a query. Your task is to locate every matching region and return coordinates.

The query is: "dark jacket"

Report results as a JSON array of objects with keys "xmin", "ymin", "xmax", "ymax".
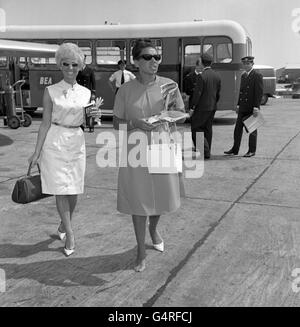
[
  {"xmin": 183, "ymin": 71, "xmax": 201, "ymax": 96},
  {"xmin": 238, "ymin": 69, "xmax": 263, "ymax": 111},
  {"xmin": 76, "ymin": 65, "xmax": 96, "ymax": 93},
  {"xmin": 191, "ymin": 67, "xmax": 221, "ymax": 112}
]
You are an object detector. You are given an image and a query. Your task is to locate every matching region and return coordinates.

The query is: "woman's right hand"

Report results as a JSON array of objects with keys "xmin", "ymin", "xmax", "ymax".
[
  {"xmin": 131, "ymin": 118, "xmax": 157, "ymax": 131},
  {"xmin": 28, "ymin": 152, "xmax": 40, "ymax": 168}
]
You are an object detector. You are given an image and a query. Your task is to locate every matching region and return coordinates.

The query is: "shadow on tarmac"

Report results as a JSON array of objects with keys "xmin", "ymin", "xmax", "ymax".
[
  {"xmin": 0, "ymin": 236, "xmax": 136, "ymax": 287},
  {"xmin": 0, "ymin": 133, "xmax": 13, "ymax": 147},
  {"xmin": 211, "ymin": 154, "xmax": 241, "ymax": 161},
  {"xmin": 213, "ymin": 117, "xmax": 236, "ymax": 125}
]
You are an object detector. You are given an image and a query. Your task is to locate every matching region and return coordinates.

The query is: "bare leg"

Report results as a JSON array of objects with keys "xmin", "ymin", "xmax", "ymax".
[
  {"xmin": 149, "ymin": 215, "xmax": 162, "ymax": 244},
  {"xmin": 56, "ymin": 195, "xmax": 75, "ymax": 250},
  {"xmin": 132, "ymin": 215, "xmax": 147, "ymax": 272},
  {"xmin": 68, "ymin": 195, "xmax": 78, "ymax": 220},
  {"xmin": 58, "ymin": 195, "xmax": 77, "ymax": 233}
]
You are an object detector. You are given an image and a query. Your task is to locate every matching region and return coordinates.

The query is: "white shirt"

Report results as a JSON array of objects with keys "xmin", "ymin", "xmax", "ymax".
[{"xmin": 109, "ymin": 69, "xmax": 136, "ymax": 88}]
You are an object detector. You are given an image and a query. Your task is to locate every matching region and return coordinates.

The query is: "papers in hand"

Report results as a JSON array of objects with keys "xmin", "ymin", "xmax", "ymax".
[
  {"xmin": 84, "ymin": 101, "xmax": 102, "ymax": 127},
  {"xmin": 243, "ymin": 111, "xmax": 265, "ymax": 133},
  {"xmin": 143, "ymin": 110, "xmax": 189, "ymax": 124},
  {"xmin": 160, "ymin": 82, "xmax": 178, "ymax": 111}
]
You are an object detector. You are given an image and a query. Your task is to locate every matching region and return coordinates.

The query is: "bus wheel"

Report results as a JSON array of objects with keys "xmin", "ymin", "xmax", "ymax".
[
  {"xmin": 261, "ymin": 94, "xmax": 268, "ymax": 105},
  {"xmin": 8, "ymin": 116, "xmax": 21, "ymax": 129},
  {"xmin": 23, "ymin": 113, "xmax": 32, "ymax": 127}
]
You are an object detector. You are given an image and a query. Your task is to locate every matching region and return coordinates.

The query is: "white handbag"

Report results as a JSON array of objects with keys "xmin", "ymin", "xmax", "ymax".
[{"xmin": 146, "ymin": 126, "xmax": 182, "ymax": 174}]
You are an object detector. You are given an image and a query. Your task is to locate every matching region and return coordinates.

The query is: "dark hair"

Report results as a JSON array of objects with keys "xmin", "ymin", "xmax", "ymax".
[
  {"xmin": 118, "ymin": 60, "xmax": 126, "ymax": 65},
  {"xmin": 132, "ymin": 39, "xmax": 156, "ymax": 60}
]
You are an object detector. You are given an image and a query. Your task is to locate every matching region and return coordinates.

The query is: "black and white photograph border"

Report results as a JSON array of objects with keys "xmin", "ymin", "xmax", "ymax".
[{"xmin": 0, "ymin": 0, "xmax": 300, "ymax": 313}]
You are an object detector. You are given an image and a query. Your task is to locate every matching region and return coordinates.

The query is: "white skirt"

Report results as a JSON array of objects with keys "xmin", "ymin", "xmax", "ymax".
[{"xmin": 40, "ymin": 124, "xmax": 86, "ymax": 195}]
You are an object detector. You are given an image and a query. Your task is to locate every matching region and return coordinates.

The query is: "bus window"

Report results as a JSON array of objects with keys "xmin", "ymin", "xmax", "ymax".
[
  {"xmin": 216, "ymin": 43, "xmax": 232, "ymax": 63},
  {"xmin": 203, "ymin": 36, "xmax": 233, "ymax": 63},
  {"xmin": 31, "ymin": 57, "xmax": 56, "ymax": 65},
  {"xmin": 129, "ymin": 39, "xmax": 162, "ymax": 64},
  {"xmin": 30, "ymin": 39, "xmax": 59, "ymax": 66},
  {"xmin": 96, "ymin": 40, "xmax": 126, "ymax": 65},
  {"xmin": 0, "ymin": 56, "xmax": 7, "ymax": 67},
  {"xmin": 184, "ymin": 44, "xmax": 201, "ymax": 66},
  {"xmin": 203, "ymin": 44, "xmax": 214, "ymax": 59}
]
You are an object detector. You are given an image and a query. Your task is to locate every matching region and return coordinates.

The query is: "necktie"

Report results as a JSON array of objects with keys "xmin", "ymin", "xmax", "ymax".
[{"xmin": 121, "ymin": 71, "xmax": 125, "ymax": 85}]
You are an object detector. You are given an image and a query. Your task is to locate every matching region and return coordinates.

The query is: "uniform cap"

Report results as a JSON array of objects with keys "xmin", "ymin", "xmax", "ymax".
[{"xmin": 241, "ymin": 56, "xmax": 254, "ymax": 63}]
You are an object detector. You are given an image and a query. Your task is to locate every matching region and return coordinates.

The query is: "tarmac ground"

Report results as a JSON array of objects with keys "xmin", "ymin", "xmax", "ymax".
[{"xmin": 1, "ymin": 97, "xmax": 300, "ymax": 307}]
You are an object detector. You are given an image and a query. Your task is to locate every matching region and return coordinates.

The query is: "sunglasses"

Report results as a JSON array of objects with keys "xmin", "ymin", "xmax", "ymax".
[
  {"xmin": 62, "ymin": 62, "xmax": 79, "ymax": 68},
  {"xmin": 138, "ymin": 54, "xmax": 161, "ymax": 61}
]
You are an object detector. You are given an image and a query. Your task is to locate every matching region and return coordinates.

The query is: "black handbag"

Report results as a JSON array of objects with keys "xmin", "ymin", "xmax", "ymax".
[{"xmin": 11, "ymin": 163, "xmax": 51, "ymax": 204}]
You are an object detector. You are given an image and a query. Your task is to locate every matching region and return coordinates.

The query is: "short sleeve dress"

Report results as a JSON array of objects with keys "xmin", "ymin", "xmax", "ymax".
[
  {"xmin": 113, "ymin": 76, "xmax": 185, "ymax": 216},
  {"xmin": 39, "ymin": 80, "xmax": 91, "ymax": 195}
]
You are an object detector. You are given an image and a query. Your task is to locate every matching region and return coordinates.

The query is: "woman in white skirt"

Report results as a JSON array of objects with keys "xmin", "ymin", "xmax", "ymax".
[{"xmin": 28, "ymin": 43, "xmax": 101, "ymax": 256}]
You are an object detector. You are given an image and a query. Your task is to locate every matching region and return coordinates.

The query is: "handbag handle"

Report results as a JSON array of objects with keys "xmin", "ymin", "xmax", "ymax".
[{"xmin": 27, "ymin": 162, "xmax": 41, "ymax": 176}]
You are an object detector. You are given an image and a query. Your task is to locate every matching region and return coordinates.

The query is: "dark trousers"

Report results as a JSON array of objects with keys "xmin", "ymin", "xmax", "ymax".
[
  {"xmin": 232, "ymin": 110, "xmax": 257, "ymax": 153},
  {"xmin": 191, "ymin": 110, "xmax": 216, "ymax": 157}
]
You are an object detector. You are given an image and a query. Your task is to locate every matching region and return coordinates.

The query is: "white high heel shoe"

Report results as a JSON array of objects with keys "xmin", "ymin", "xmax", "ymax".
[
  {"xmin": 153, "ymin": 241, "xmax": 164, "ymax": 252},
  {"xmin": 63, "ymin": 247, "xmax": 75, "ymax": 257},
  {"xmin": 57, "ymin": 229, "xmax": 66, "ymax": 241}
]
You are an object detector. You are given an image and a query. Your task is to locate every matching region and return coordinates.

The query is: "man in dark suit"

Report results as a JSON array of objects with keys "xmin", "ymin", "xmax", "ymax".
[
  {"xmin": 190, "ymin": 53, "xmax": 221, "ymax": 159},
  {"xmin": 224, "ymin": 56, "xmax": 263, "ymax": 157},
  {"xmin": 76, "ymin": 55, "xmax": 96, "ymax": 98},
  {"xmin": 76, "ymin": 55, "xmax": 96, "ymax": 132},
  {"xmin": 183, "ymin": 59, "xmax": 202, "ymax": 108}
]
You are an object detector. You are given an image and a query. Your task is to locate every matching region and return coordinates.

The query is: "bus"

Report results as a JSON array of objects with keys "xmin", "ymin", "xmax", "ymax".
[
  {"xmin": 253, "ymin": 65, "xmax": 276, "ymax": 105},
  {"xmin": 0, "ymin": 20, "xmax": 252, "ymax": 116}
]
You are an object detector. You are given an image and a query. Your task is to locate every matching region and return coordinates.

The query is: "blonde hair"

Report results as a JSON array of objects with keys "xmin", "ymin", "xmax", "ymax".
[{"xmin": 55, "ymin": 43, "xmax": 85, "ymax": 69}]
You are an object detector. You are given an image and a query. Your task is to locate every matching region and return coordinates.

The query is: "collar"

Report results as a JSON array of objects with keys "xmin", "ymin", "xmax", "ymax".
[
  {"xmin": 194, "ymin": 70, "xmax": 201, "ymax": 75},
  {"xmin": 246, "ymin": 68, "xmax": 254, "ymax": 76},
  {"xmin": 60, "ymin": 79, "xmax": 78, "ymax": 89}
]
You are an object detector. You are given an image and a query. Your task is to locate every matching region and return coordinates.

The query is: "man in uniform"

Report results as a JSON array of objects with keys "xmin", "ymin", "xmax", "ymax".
[
  {"xmin": 190, "ymin": 53, "xmax": 221, "ymax": 159},
  {"xmin": 224, "ymin": 56, "xmax": 263, "ymax": 157}
]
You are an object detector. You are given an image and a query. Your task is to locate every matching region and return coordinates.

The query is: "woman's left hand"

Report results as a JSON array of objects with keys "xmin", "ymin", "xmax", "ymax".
[
  {"xmin": 95, "ymin": 97, "xmax": 104, "ymax": 108},
  {"xmin": 89, "ymin": 97, "xmax": 104, "ymax": 118}
]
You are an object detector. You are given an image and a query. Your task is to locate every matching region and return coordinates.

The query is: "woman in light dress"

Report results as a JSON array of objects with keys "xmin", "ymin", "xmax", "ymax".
[
  {"xmin": 113, "ymin": 39, "xmax": 185, "ymax": 272},
  {"xmin": 28, "ymin": 43, "xmax": 101, "ymax": 257}
]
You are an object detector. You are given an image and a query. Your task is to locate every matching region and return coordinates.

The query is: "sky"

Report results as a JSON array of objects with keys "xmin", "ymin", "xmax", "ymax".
[{"xmin": 0, "ymin": 0, "xmax": 299, "ymax": 69}]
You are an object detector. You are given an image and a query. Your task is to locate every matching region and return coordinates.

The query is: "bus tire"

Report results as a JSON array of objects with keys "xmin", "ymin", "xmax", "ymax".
[
  {"xmin": 8, "ymin": 116, "xmax": 21, "ymax": 129},
  {"xmin": 261, "ymin": 94, "xmax": 268, "ymax": 105},
  {"xmin": 23, "ymin": 113, "xmax": 32, "ymax": 127}
]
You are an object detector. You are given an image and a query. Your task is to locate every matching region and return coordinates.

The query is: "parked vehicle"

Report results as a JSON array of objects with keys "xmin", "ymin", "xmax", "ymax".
[
  {"xmin": 0, "ymin": 20, "xmax": 253, "ymax": 115},
  {"xmin": 254, "ymin": 65, "xmax": 276, "ymax": 105}
]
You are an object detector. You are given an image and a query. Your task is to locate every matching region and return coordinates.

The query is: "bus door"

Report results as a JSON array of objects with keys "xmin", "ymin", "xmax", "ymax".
[
  {"xmin": 180, "ymin": 37, "xmax": 202, "ymax": 109},
  {"xmin": 202, "ymin": 36, "xmax": 237, "ymax": 110},
  {"xmin": 95, "ymin": 39, "xmax": 126, "ymax": 115}
]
